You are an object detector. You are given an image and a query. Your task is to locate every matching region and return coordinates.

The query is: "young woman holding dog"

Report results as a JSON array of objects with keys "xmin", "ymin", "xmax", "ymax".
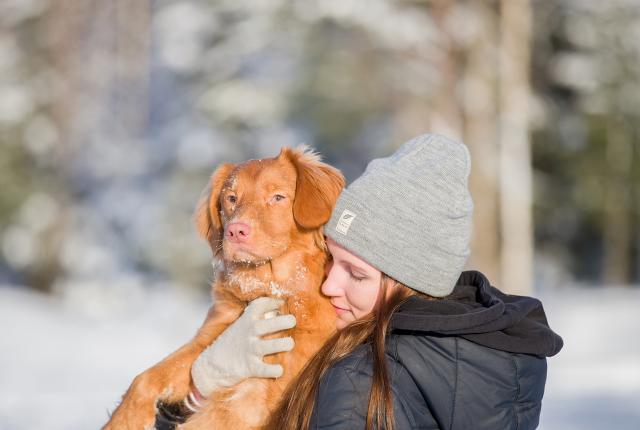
[
  {"xmin": 158, "ymin": 134, "xmax": 563, "ymax": 430},
  {"xmin": 264, "ymin": 133, "xmax": 563, "ymax": 430}
]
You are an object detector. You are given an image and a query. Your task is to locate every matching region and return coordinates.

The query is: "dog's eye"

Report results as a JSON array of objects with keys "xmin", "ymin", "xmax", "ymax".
[
  {"xmin": 273, "ymin": 194, "xmax": 286, "ymax": 202},
  {"xmin": 227, "ymin": 195, "xmax": 237, "ymax": 204}
]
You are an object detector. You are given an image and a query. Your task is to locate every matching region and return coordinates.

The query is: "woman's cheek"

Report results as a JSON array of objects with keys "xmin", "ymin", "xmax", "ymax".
[{"xmin": 346, "ymin": 280, "xmax": 380, "ymax": 318}]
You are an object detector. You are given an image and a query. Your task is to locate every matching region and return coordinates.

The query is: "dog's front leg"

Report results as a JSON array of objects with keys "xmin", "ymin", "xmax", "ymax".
[{"xmin": 103, "ymin": 302, "xmax": 242, "ymax": 430}]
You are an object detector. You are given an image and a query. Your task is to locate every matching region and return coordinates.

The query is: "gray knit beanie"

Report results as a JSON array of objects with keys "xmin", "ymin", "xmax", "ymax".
[{"xmin": 325, "ymin": 133, "xmax": 473, "ymax": 297}]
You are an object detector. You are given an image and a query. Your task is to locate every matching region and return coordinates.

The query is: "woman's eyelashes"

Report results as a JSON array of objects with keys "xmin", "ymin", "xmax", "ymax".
[
  {"xmin": 335, "ymin": 260, "xmax": 367, "ymax": 282},
  {"xmin": 348, "ymin": 267, "xmax": 367, "ymax": 282}
]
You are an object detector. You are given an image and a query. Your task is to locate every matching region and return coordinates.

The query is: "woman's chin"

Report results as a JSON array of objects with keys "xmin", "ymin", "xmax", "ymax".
[{"xmin": 335, "ymin": 317, "xmax": 351, "ymax": 330}]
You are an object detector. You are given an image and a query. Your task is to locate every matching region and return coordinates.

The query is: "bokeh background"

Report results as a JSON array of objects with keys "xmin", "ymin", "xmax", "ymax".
[{"xmin": 1, "ymin": 1, "xmax": 639, "ymax": 429}]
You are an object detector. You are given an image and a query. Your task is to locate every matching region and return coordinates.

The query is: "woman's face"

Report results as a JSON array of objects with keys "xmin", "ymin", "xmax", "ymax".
[{"xmin": 321, "ymin": 237, "xmax": 383, "ymax": 329}]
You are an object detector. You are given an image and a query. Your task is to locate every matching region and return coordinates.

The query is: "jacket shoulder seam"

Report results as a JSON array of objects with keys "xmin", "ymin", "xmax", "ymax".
[
  {"xmin": 387, "ymin": 340, "xmax": 421, "ymax": 429},
  {"xmin": 342, "ymin": 366, "xmax": 361, "ymax": 424},
  {"xmin": 510, "ymin": 354, "xmax": 521, "ymax": 430},
  {"xmin": 448, "ymin": 337, "xmax": 459, "ymax": 430},
  {"xmin": 320, "ymin": 362, "xmax": 362, "ymax": 426}
]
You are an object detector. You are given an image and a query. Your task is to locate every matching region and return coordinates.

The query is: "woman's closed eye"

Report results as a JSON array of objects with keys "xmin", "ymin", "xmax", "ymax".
[{"xmin": 348, "ymin": 268, "xmax": 367, "ymax": 282}]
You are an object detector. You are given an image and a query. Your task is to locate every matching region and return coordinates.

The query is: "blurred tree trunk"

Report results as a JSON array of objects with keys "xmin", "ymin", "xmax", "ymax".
[
  {"xmin": 461, "ymin": 1, "xmax": 501, "ymax": 287},
  {"xmin": 497, "ymin": 0, "xmax": 533, "ymax": 295},
  {"xmin": 602, "ymin": 121, "xmax": 632, "ymax": 285},
  {"xmin": 37, "ymin": 0, "xmax": 150, "ymax": 291},
  {"xmin": 430, "ymin": 0, "xmax": 464, "ymax": 140},
  {"xmin": 29, "ymin": 0, "xmax": 91, "ymax": 292},
  {"xmin": 429, "ymin": 0, "xmax": 534, "ymax": 294},
  {"xmin": 46, "ymin": 0, "xmax": 150, "ymax": 148}
]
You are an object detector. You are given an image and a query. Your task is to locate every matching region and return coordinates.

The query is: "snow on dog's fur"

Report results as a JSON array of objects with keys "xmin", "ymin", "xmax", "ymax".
[{"xmin": 103, "ymin": 147, "xmax": 344, "ymax": 429}]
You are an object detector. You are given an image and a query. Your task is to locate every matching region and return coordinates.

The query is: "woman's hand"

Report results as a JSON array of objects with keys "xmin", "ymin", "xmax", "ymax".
[{"xmin": 191, "ymin": 296, "xmax": 296, "ymax": 397}]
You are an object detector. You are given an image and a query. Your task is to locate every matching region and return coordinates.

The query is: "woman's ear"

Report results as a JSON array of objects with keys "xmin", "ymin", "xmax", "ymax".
[
  {"xmin": 282, "ymin": 147, "xmax": 345, "ymax": 229},
  {"xmin": 194, "ymin": 163, "xmax": 236, "ymax": 254}
]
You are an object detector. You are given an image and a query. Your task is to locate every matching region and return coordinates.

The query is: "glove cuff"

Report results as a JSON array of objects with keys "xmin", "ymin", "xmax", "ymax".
[{"xmin": 191, "ymin": 357, "xmax": 222, "ymax": 397}]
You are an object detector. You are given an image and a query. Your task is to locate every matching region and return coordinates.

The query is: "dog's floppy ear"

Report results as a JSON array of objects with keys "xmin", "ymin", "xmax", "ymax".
[
  {"xmin": 281, "ymin": 146, "xmax": 345, "ymax": 229},
  {"xmin": 195, "ymin": 163, "xmax": 236, "ymax": 254}
]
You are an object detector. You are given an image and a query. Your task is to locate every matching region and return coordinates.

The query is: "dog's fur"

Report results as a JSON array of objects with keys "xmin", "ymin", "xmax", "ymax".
[{"xmin": 103, "ymin": 147, "xmax": 344, "ymax": 429}]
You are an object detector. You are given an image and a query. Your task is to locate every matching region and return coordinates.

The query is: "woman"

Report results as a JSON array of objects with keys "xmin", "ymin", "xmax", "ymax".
[
  {"xmin": 158, "ymin": 134, "xmax": 562, "ymax": 430},
  {"xmin": 266, "ymin": 133, "xmax": 563, "ymax": 430}
]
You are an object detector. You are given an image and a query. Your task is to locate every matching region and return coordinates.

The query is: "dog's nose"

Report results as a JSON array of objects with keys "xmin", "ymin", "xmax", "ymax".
[{"xmin": 226, "ymin": 222, "xmax": 251, "ymax": 243}]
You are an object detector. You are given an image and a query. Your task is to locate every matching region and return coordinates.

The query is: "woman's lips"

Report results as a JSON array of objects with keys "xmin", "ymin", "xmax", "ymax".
[{"xmin": 332, "ymin": 303, "xmax": 349, "ymax": 314}]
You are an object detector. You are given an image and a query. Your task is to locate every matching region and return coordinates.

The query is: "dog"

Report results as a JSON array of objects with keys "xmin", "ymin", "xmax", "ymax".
[{"xmin": 103, "ymin": 146, "xmax": 344, "ymax": 429}]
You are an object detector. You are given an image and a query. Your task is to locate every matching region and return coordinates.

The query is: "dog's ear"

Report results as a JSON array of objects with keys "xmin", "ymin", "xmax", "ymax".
[
  {"xmin": 281, "ymin": 146, "xmax": 345, "ymax": 229},
  {"xmin": 195, "ymin": 163, "xmax": 236, "ymax": 254}
]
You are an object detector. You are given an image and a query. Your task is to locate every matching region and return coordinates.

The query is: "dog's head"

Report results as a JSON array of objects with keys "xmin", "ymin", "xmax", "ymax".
[{"xmin": 195, "ymin": 146, "xmax": 345, "ymax": 265}]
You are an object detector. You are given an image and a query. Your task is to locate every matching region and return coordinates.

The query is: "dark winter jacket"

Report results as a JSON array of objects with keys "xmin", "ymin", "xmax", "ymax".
[{"xmin": 309, "ymin": 270, "xmax": 563, "ymax": 430}]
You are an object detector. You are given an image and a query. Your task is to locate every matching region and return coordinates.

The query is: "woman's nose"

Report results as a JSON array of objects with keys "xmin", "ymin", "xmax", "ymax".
[{"xmin": 321, "ymin": 274, "xmax": 341, "ymax": 297}]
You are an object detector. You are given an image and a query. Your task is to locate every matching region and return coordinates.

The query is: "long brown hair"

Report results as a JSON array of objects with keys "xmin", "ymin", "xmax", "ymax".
[{"xmin": 266, "ymin": 275, "xmax": 433, "ymax": 430}]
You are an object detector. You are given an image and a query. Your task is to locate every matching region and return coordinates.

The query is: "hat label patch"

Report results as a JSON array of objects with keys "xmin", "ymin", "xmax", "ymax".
[{"xmin": 336, "ymin": 209, "xmax": 357, "ymax": 235}]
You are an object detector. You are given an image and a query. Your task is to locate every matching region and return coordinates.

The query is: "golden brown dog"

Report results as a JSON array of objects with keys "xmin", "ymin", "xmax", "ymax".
[{"xmin": 103, "ymin": 146, "xmax": 344, "ymax": 429}]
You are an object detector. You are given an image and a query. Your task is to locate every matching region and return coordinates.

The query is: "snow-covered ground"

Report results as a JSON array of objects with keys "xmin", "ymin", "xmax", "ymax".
[
  {"xmin": 0, "ymin": 284, "xmax": 638, "ymax": 430},
  {"xmin": 537, "ymin": 286, "xmax": 640, "ymax": 430},
  {"xmin": 0, "ymin": 284, "xmax": 210, "ymax": 430}
]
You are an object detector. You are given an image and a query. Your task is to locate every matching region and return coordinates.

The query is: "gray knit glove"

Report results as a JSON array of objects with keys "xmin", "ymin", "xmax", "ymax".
[{"xmin": 191, "ymin": 297, "xmax": 296, "ymax": 397}]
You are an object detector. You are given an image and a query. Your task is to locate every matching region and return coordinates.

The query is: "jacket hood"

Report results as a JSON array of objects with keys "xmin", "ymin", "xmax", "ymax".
[{"xmin": 390, "ymin": 270, "xmax": 563, "ymax": 357}]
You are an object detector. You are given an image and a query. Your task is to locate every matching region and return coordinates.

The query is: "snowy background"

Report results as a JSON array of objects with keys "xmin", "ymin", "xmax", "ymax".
[
  {"xmin": 2, "ymin": 1, "xmax": 640, "ymax": 429},
  {"xmin": 1, "ymin": 282, "xmax": 639, "ymax": 430}
]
